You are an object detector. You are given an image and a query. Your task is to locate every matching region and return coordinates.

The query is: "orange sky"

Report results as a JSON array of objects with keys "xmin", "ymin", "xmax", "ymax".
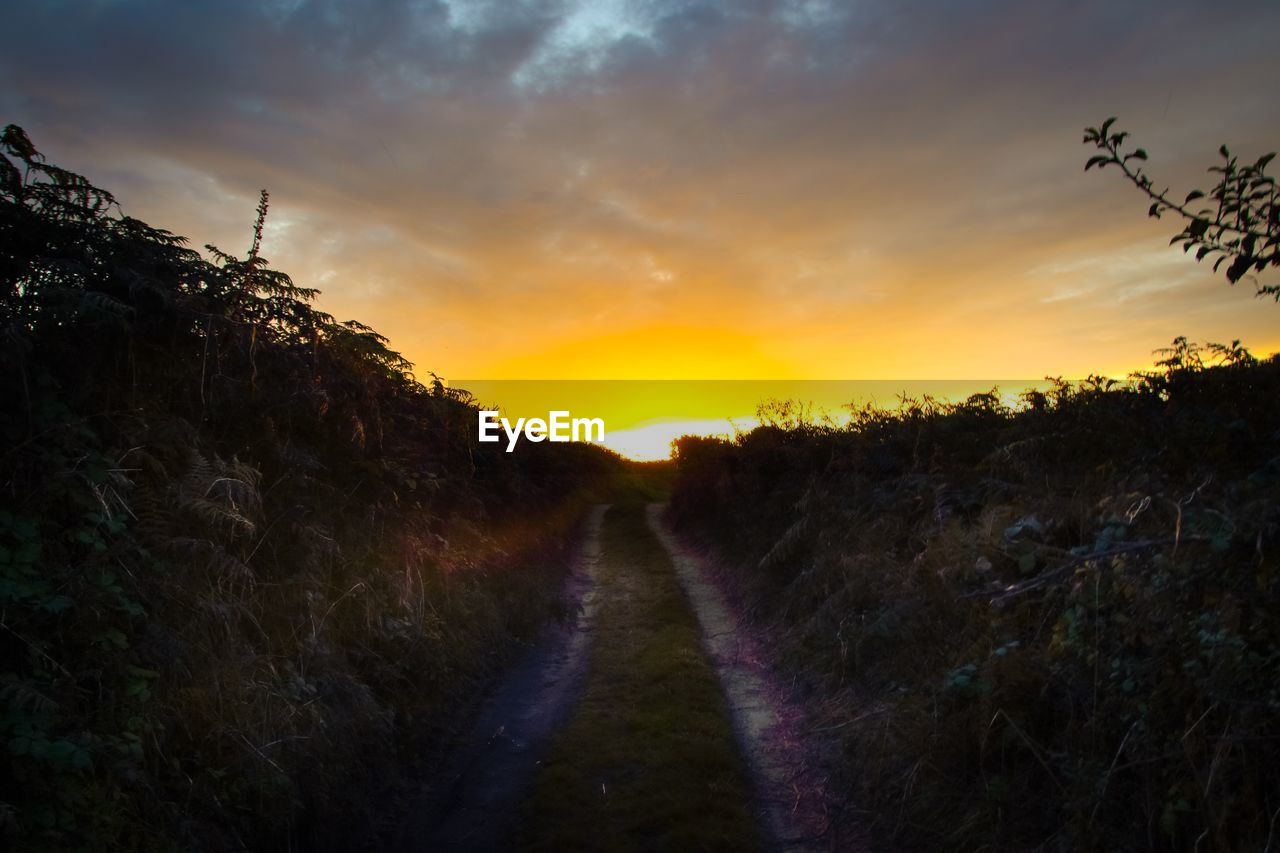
[{"xmin": 4, "ymin": 0, "xmax": 1278, "ymax": 388}]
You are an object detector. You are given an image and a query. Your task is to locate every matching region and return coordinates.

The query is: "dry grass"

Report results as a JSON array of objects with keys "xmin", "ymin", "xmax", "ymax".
[{"xmin": 671, "ymin": 356, "xmax": 1280, "ymax": 851}]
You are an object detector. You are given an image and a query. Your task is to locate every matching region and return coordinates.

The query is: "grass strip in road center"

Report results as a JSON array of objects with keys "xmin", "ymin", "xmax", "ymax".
[{"xmin": 518, "ymin": 503, "xmax": 761, "ymax": 852}]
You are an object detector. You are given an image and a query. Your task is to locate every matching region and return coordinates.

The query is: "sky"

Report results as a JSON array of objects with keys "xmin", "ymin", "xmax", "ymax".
[{"xmin": 3, "ymin": 0, "xmax": 1279, "ymax": 399}]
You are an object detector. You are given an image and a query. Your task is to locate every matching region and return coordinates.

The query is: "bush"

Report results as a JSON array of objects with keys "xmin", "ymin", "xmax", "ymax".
[
  {"xmin": 671, "ymin": 351, "xmax": 1280, "ymax": 851},
  {"xmin": 0, "ymin": 125, "xmax": 619, "ymax": 851}
]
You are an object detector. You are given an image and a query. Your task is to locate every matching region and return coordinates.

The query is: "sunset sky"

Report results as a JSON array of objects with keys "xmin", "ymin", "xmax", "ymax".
[{"xmin": 4, "ymin": 0, "xmax": 1278, "ymax": 394}]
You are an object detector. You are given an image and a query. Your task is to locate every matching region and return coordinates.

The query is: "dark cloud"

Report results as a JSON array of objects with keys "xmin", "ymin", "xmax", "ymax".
[{"xmin": 3, "ymin": 0, "xmax": 1278, "ymax": 378}]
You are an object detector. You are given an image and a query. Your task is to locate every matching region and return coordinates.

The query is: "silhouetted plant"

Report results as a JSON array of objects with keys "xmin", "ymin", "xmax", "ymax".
[
  {"xmin": 1084, "ymin": 118, "xmax": 1279, "ymax": 299},
  {"xmin": 671, "ymin": 343, "xmax": 1280, "ymax": 851},
  {"xmin": 1, "ymin": 124, "xmax": 620, "ymax": 852}
]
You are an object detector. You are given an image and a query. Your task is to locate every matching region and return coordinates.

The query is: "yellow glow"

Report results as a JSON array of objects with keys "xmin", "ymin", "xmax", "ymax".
[
  {"xmin": 456, "ymin": 380, "xmax": 1068, "ymax": 460},
  {"xmin": 472, "ymin": 324, "xmax": 801, "ymax": 380},
  {"xmin": 596, "ymin": 417, "xmax": 756, "ymax": 461},
  {"xmin": 42, "ymin": 4, "xmax": 1280, "ymax": 397}
]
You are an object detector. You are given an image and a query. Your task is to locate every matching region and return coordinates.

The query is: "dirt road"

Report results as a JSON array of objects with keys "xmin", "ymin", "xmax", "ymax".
[
  {"xmin": 399, "ymin": 503, "xmax": 858, "ymax": 851},
  {"xmin": 395, "ymin": 506, "xmax": 606, "ymax": 851}
]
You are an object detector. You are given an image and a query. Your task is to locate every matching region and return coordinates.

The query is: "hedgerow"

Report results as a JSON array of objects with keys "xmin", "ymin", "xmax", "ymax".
[
  {"xmin": 671, "ymin": 348, "xmax": 1280, "ymax": 851},
  {"xmin": 0, "ymin": 125, "xmax": 618, "ymax": 851}
]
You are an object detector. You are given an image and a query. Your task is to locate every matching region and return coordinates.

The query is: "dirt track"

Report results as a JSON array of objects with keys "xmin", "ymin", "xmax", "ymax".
[
  {"xmin": 647, "ymin": 503, "xmax": 857, "ymax": 852},
  {"xmin": 400, "ymin": 503, "xmax": 863, "ymax": 852},
  {"xmin": 396, "ymin": 506, "xmax": 606, "ymax": 851}
]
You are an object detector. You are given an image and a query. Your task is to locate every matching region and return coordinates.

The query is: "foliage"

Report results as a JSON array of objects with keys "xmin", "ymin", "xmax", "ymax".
[
  {"xmin": 1084, "ymin": 118, "xmax": 1279, "ymax": 299},
  {"xmin": 0, "ymin": 125, "xmax": 620, "ymax": 851},
  {"xmin": 670, "ymin": 350, "xmax": 1280, "ymax": 851}
]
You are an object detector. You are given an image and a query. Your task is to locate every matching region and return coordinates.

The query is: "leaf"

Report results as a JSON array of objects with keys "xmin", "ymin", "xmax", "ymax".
[
  {"xmin": 0, "ymin": 153, "xmax": 21, "ymax": 199},
  {"xmin": 93, "ymin": 629, "xmax": 129, "ymax": 650},
  {"xmin": 1085, "ymin": 155, "xmax": 1111, "ymax": 172},
  {"xmin": 1, "ymin": 124, "xmax": 40, "ymax": 162},
  {"xmin": 1227, "ymin": 255, "xmax": 1252, "ymax": 283},
  {"xmin": 1160, "ymin": 803, "xmax": 1178, "ymax": 837},
  {"xmin": 39, "ymin": 595, "xmax": 73, "ymax": 614},
  {"xmin": 1184, "ymin": 190, "xmax": 1204, "ymax": 203}
]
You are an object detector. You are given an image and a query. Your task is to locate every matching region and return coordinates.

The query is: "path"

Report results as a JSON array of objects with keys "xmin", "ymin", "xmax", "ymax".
[
  {"xmin": 399, "ymin": 503, "xmax": 864, "ymax": 851},
  {"xmin": 395, "ymin": 505, "xmax": 607, "ymax": 852},
  {"xmin": 648, "ymin": 503, "xmax": 861, "ymax": 852}
]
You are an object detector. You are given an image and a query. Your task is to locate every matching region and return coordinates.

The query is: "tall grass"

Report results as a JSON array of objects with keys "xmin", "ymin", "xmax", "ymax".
[
  {"xmin": 0, "ymin": 125, "xmax": 621, "ymax": 851},
  {"xmin": 670, "ymin": 349, "xmax": 1280, "ymax": 851}
]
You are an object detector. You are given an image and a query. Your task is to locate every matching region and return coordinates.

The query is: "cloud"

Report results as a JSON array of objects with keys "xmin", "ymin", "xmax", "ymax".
[{"xmin": 3, "ymin": 0, "xmax": 1278, "ymax": 379}]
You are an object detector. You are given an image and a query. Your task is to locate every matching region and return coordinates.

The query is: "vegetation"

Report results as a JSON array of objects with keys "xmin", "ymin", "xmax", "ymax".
[
  {"xmin": 6, "ymin": 108, "xmax": 1277, "ymax": 853},
  {"xmin": 0, "ymin": 125, "xmax": 622, "ymax": 851},
  {"xmin": 670, "ymin": 347, "xmax": 1280, "ymax": 851},
  {"xmin": 1085, "ymin": 118, "xmax": 1279, "ymax": 299},
  {"xmin": 667, "ymin": 123, "xmax": 1280, "ymax": 850},
  {"xmin": 520, "ymin": 503, "xmax": 760, "ymax": 853}
]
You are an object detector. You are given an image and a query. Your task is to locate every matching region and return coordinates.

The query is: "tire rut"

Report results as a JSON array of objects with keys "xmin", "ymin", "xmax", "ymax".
[
  {"xmin": 395, "ymin": 505, "xmax": 607, "ymax": 852},
  {"xmin": 647, "ymin": 503, "xmax": 868, "ymax": 853}
]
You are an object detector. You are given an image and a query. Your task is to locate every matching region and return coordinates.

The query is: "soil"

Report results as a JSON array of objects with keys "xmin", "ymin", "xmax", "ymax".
[
  {"xmin": 647, "ymin": 503, "xmax": 867, "ymax": 853},
  {"xmin": 394, "ymin": 506, "xmax": 607, "ymax": 851},
  {"xmin": 397, "ymin": 503, "xmax": 869, "ymax": 851}
]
